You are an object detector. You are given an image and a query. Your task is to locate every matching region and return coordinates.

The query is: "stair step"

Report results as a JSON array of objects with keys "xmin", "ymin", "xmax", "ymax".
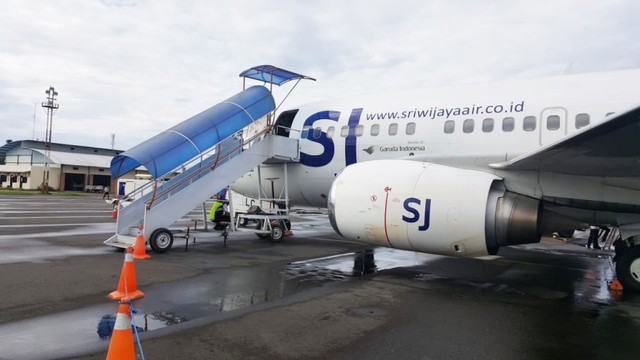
[{"xmin": 104, "ymin": 234, "xmax": 136, "ymax": 248}]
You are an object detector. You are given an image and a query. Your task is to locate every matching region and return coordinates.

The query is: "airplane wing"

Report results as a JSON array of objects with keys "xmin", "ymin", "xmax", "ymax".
[{"xmin": 490, "ymin": 104, "xmax": 640, "ymax": 176}]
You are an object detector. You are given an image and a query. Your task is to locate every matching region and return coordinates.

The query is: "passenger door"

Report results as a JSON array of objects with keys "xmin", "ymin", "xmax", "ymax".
[{"xmin": 274, "ymin": 110, "xmax": 299, "ymax": 137}]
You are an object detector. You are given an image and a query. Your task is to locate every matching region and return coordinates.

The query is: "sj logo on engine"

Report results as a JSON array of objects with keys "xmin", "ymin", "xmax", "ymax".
[{"xmin": 402, "ymin": 197, "xmax": 431, "ymax": 231}]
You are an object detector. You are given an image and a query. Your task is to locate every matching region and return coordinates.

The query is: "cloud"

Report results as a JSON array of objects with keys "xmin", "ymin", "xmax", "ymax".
[{"xmin": 1, "ymin": 0, "xmax": 640, "ymax": 149}]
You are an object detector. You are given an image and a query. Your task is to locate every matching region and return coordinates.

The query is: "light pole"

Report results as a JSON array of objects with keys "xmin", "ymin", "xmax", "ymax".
[{"xmin": 41, "ymin": 86, "xmax": 59, "ymax": 193}]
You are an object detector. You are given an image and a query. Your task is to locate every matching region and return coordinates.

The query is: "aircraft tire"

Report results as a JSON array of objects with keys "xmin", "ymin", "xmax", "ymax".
[
  {"xmin": 616, "ymin": 245, "xmax": 640, "ymax": 292},
  {"xmin": 149, "ymin": 228, "xmax": 174, "ymax": 253}
]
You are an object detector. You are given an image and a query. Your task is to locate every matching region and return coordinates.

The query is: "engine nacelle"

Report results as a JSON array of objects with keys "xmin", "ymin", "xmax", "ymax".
[{"xmin": 328, "ymin": 160, "xmax": 541, "ymax": 257}]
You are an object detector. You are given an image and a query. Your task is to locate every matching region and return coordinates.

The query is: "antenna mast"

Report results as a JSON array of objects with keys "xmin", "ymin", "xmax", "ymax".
[{"xmin": 41, "ymin": 86, "xmax": 59, "ymax": 193}]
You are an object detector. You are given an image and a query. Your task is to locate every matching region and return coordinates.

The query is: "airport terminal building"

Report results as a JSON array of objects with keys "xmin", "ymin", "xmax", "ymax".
[{"xmin": 0, "ymin": 140, "xmax": 141, "ymax": 191}]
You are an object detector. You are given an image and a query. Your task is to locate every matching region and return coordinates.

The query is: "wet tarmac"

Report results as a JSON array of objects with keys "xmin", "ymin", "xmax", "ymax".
[
  {"xmin": 1, "ymin": 195, "xmax": 639, "ymax": 359},
  {"xmin": 0, "ymin": 246, "xmax": 425, "ymax": 358}
]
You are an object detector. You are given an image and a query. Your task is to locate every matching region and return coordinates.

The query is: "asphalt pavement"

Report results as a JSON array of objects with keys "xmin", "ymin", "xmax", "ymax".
[{"xmin": 0, "ymin": 194, "xmax": 638, "ymax": 360}]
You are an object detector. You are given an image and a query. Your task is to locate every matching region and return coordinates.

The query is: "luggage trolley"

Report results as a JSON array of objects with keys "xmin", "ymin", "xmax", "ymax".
[{"xmin": 233, "ymin": 162, "xmax": 293, "ymax": 242}]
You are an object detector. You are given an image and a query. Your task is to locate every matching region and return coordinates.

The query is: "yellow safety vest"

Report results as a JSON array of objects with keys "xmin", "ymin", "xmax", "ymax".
[{"xmin": 209, "ymin": 202, "xmax": 223, "ymax": 221}]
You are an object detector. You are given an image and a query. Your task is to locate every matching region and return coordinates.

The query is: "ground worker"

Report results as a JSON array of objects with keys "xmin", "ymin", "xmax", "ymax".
[
  {"xmin": 209, "ymin": 194, "xmax": 230, "ymax": 230},
  {"xmin": 587, "ymin": 225, "xmax": 602, "ymax": 249}
]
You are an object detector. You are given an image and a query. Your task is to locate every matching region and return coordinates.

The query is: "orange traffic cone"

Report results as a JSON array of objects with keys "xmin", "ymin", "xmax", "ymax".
[
  {"xmin": 106, "ymin": 298, "xmax": 136, "ymax": 360},
  {"xmin": 609, "ymin": 278, "xmax": 624, "ymax": 291},
  {"xmin": 133, "ymin": 224, "xmax": 151, "ymax": 260},
  {"xmin": 108, "ymin": 247, "xmax": 144, "ymax": 301}
]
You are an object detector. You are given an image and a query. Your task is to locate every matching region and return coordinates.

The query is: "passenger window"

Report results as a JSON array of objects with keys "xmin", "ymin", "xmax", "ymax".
[
  {"xmin": 355, "ymin": 125, "xmax": 364, "ymax": 137},
  {"xmin": 463, "ymin": 119, "xmax": 474, "ymax": 133},
  {"xmin": 482, "ymin": 118, "xmax": 494, "ymax": 133},
  {"xmin": 312, "ymin": 127, "xmax": 322, "ymax": 139},
  {"xmin": 340, "ymin": 126, "xmax": 349, "ymax": 137},
  {"xmin": 406, "ymin": 122, "xmax": 416, "ymax": 135},
  {"xmin": 547, "ymin": 115, "xmax": 560, "ymax": 130},
  {"xmin": 301, "ymin": 126, "xmax": 311, "ymax": 138},
  {"xmin": 444, "ymin": 120, "xmax": 455, "ymax": 134},
  {"xmin": 523, "ymin": 116, "xmax": 536, "ymax": 131},
  {"xmin": 389, "ymin": 123, "xmax": 398, "ymax": 135},
  {"xmin": 575, "ymin": 113, "xmax": 590, "ymax": 129},
  {"xmin": 502, "ymin": 117, "xmax": 514, "ymax": 132},
  {"xmin": 371, "ymin": 124, "xmax": 380, "ymax": 136},
  {"xmin": 326, "ymin": 126, "xmax": 335, "ymax": 138}
]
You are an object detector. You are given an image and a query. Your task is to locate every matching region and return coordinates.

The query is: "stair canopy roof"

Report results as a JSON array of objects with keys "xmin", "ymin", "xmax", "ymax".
[
  {"xmin": 239, "ymin": 65, "xmax": 316, "ymax": 86},
  {"xmin": 110, "ymin": 85, "xmax": 275, "ymax": 179}
]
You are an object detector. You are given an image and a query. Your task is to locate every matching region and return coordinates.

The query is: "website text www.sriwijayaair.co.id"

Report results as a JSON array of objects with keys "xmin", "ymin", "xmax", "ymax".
[{"xmin": 364, "ymin": 101, "xmax": 525, "ymax": 120}]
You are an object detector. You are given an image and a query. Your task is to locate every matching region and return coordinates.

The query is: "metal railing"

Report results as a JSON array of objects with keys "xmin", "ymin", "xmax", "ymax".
[{"xmin": 141, "ymin": 124, "xmax": 274, "ymax": 211}]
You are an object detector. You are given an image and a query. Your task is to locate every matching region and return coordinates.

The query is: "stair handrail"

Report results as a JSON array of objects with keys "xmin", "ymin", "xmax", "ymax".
[
  {"xmin": 115, "ymin": 176, "xmax": 157, "ymax": 205},
  {"xmin": 144, "ymin": 124, "xmax": 274, "ymax": 210},
  {"xmin": 118, "ymin": 118, "xmax": 270, "ymax": 211}
]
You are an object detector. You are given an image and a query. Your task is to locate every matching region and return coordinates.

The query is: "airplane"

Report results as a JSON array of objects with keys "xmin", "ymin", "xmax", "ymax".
[{"xmin": 231, "ymin": 67, "xmax": 640, "ymax": 292}]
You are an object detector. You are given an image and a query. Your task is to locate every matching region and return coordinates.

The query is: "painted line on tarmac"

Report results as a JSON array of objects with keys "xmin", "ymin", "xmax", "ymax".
[
  {"xmin": 0, "ymin": 223, "xmax": 113, "ymax": 228},
  {"xmin": 1, "ymin": 215, "xmax": 109, "ymax": 219},
  {"xmin": 0, "ymin": 210, "xmax": 109, "ymax": 214}
]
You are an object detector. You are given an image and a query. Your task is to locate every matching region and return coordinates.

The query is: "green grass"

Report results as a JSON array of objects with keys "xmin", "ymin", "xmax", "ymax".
[{"xmin": 0, "ymin": 189, "xmax": 95, "ymax": 196}]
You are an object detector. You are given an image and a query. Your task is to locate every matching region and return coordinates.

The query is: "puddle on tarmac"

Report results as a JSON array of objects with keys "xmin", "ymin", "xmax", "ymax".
[
  {"xmin": 288, "ymin": 248, "xmax": 438, "ymax": 277},
  {"xmin": 405, "ymin": 246, "xmax": 640, "ymax": 325},
  {"xmin": 96, "ymin": 310, "xmax": 186, "ymax": 340},
  {"xmin": 0, "ymin": 247, "xmax": 440, "ymax": 359}
]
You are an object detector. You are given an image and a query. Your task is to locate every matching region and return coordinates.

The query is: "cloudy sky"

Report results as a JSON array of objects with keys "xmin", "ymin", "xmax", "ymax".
[{"xmin": 2, "ymin": 0, "xmax": 640, "ymax": 150}]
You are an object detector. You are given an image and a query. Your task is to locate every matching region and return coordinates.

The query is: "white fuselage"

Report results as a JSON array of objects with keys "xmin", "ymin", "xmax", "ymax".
[{"xmin": 233, "ymin": 69, "xmax": 640, "ymax": 217}]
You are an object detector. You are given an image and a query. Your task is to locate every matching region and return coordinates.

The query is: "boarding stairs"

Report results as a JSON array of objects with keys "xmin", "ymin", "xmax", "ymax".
[
  {"xmin": 104, "ymin": 124, "xmax": 299, "ymax": 248},
  {"xmin": 105, "ymin": 65, "xmax": 314, "ymax": 249}
]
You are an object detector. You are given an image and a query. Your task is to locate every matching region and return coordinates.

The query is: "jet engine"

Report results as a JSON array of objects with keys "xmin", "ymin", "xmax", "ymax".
[{"xmin": 328, "ymin": 160, "xmax": 541, "ymax": 257}]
